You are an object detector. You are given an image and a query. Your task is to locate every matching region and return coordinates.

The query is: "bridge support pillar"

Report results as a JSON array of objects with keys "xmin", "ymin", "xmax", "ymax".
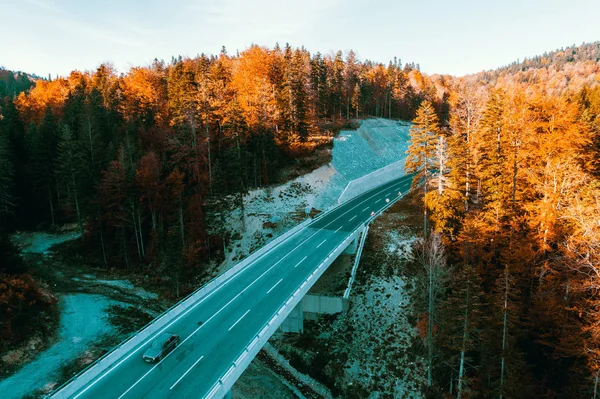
[
  {"xmin": 342, "ymin": 235, "xmax": 359, "ymax": 255},
  {"xmin": 279, "ymin": 301, "xmax": 304, "ymax": 334}
]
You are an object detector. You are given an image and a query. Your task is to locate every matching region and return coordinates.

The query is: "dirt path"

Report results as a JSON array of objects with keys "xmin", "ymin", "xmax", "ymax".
[{"xmin": 0, "ymin": 294, "xmax": 119, "ymax": 399}]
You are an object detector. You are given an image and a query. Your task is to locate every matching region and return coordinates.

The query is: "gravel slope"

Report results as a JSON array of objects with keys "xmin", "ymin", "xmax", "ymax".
[{"xmin": 224, "ymin": 118, "xmax": 410, "ymax": 266}]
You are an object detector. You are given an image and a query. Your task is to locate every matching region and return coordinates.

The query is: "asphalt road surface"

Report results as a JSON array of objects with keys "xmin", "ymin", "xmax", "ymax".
[{"xmin": 65, "ymin": 174, "xmax": 413, "ymax": 399}]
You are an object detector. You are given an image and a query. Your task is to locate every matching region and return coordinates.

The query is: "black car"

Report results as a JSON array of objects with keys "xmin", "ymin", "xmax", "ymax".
[{"xmin": 143, "ymin": 332, "xmax": 180, "ymax": 363}]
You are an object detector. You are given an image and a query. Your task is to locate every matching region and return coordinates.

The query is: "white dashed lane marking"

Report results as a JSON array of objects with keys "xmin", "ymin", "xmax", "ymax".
[
  {"xmin": 267, "ymin": 279, "xmax": 283, "ymax": 294},
  {"xmin": 294, "ymin": 256, "xmax": 308, "ymax": 268},
  {"xmin": 228, "ymin": 309, "xmax": 250, "ymax": 331}
]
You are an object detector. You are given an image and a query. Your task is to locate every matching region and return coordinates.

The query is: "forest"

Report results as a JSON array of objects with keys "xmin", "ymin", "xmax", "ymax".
[
  {"xmin": 406, "ymin": 42, "xmax": 600, "ymax": 398},
  {"xmin": 2, "ymin": 39, "xmax": 600, "ymax": 397},
  {"xmin": 0, "ymin": 45, "xmax": 445, "ymax": 343}
]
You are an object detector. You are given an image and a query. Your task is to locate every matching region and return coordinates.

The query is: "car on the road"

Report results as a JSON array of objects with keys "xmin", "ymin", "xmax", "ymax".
[{"xmin": 143, "ymin": 332, "xmax": 180, "ymax": 363}]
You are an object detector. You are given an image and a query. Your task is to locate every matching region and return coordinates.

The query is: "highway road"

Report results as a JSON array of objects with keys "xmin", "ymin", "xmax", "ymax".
[{"xmin": 62, "ymin": 174, "xmax": 413, "ymax": 399}]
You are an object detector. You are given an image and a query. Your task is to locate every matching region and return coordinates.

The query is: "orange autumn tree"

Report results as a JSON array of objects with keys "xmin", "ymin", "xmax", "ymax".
[
  {"xmin": 522, "ymin": 94, "xmax": 590, "ymax": 272},
  {"xmin": 229, "ymin": 45, "xmax": 280, "ymax": 185},
  {"xmin": 230, "ymin": 45, "xmax": 279, "ymax": 131},
  {"xmin": 14, "ymin": 76, "xmax": 70, "ymax": 124},
  {"xmin": 121, "ymin": 64, "xmax": 168, "ymax": 125}
]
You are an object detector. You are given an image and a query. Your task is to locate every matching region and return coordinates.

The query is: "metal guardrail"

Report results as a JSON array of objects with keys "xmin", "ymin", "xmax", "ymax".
[
  {"xmin": 342, "ymin": 187, "xmax": 412, "ymax": 300},
  {"xmin": 343, "ymin": 224, "xmax": 369, "ymax": 299}
]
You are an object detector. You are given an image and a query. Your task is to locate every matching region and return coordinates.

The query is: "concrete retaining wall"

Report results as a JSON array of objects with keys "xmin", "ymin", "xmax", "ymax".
[
  {"xmin": 302, "ymin": 294, "xmax": 346, "ymax": 314},
  {"xmin": 50, "ymin": 218, "xmax": 312, "ymax": 399},
  {"xmin": 279, "ymin": 302, "xmax": 304, "ymax": 333},
  {"xmin": 338, "ymin": 158, "xmax": 406, "ymax": 204}
]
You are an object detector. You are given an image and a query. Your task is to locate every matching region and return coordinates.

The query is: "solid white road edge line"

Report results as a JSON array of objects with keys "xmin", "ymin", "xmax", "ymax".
[
  {"xmin": 267, "ymin": 279, "xmax": 283, "ymax": 294},
  {"xmin": 73, "ymin": 259, "xmax": 241, "ymax": 399},
  {"xmin": 229, "ymin": 309, "xmax": 251, "ymax": 331},
  {"xmin": 118, "ymin": 286, "xmax": 250, "ymax": 398},
  {"xmin": 169, "ymin": 356, "xmax": 204, "ymax": 390}
]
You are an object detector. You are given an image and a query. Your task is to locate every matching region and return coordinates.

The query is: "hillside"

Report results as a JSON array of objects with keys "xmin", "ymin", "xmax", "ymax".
[
  {"xmin": 475, "ymin": 42, "xmax": 600, "ymax": 94},
  {"xmin": 0, "ymin": 68, "xmax": 37, "ymax": 98},
  {"xmin": 496, "ymin": 41, "xmax": 600, "ymax": 74}
]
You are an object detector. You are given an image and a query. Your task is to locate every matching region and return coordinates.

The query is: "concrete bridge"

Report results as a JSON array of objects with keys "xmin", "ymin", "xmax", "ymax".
[{"xmin": 49, "ymin": 161, "xmax": 410, "ymax": 399}]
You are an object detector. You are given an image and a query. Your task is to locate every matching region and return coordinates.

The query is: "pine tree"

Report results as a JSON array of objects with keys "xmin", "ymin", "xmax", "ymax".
[
  {"xmin": 439, "ymin": 262, "xmax": 485, "ymax": 398},
  {"xmin": 473, "ymin": 89, "xmax": 514, "ymax": 250},
  {"xmin": 195, "ymin": 54, "xmax": 214, "ymax": 191},
  {"xmin": 290, "ymin": 49, "xmax": 310, "ymax": 141},
  {"xmin": 136, "ymin": 151, "xmax": 163, "ymax": 235},
  {"xmin": 413, "ymin": 232, "xmax": 449, "ymax": 388},
  {"xmin": 277, "ymin": 43, "xmax": 293, "ymax": 138},
  {"xmin": 0, "ymin": 100, "xmax": 30, "ymax": 229},
  {"xmin": 30, "ymin": 107, "xmax": 59, "ymax": 226},
  {"xmin": 98, "ymin": 152, "xmax": 130, "ymax": 267},
  {"xmin": 310, "ymin": 52, "xmax": 328, "ymax": 119},
  {"xmin": 56, "ymin": 124, "xmax": 84, "ymax": 236},
  {"xmin": 344, "ymin": 50, "xmax": 358, "ymax": 119},
  {"xmin": 405, "ymin": 100, "xmax": 441, "ymax": 236},
  {"xmin": 490, "ymin": 265, "xmax": 531, "ymax": 399},
  {"xmin": 449, "ymin": 80, "xmax": 485, "ymax": 209},
  {"xmin": 221, "ymin": 96, "xmax": 249, "ymax": 227},
  {"xmin": 0, "ymin": 131, "xmax": 15, "ymax": 224},
  {"xmin": 168, "ymin": 60, "xmax": 197, "ymax": 128},
  {"xmin": 331, "ymin": 51, "xmax": 345, "ymax": 119},
  {"xmin": 352, "ymin": 81, "xmax": 361, "ymax": 118}
]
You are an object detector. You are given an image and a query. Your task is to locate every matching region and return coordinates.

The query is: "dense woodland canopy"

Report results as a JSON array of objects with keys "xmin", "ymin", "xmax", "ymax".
[
  {"xmin": 406, "ymin": 44, "xmax": 600, "ymax": 398},
  {"xmin": 0, "ymin": 45, "xmax": 446, "ymax": 295}
]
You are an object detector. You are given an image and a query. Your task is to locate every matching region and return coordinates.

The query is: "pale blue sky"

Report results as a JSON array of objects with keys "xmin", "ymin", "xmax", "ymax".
[{"xmin": 1, "ymin": 0, "xmax": 599, "ymax": 77}]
